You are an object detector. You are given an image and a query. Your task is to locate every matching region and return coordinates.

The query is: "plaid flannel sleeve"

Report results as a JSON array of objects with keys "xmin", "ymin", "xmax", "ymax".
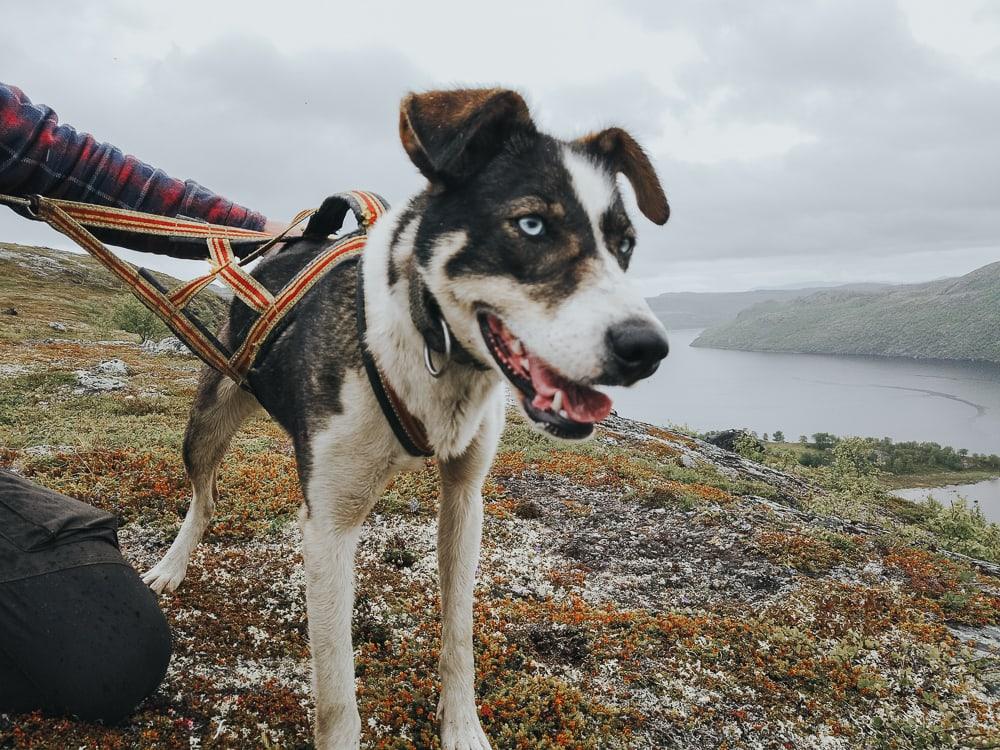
[{"xmin": 0, "ymin": 82, "xmax": 267, "ymax": 258}]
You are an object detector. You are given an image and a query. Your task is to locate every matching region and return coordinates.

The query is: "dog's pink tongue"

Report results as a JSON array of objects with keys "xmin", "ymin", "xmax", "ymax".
[{"xmin": 528, "ymin": 355, "xmax": 612, "ymax": 423}]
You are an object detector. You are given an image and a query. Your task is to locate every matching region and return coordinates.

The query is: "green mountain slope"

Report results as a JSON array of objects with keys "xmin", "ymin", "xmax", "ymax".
[
  {"xmin": 646, "ymin": 283, "xmax": 888, "ymax": 329},
  {"xmin": 692, "ymin": 261, "xmax": 1000, "ymax": 364},
  {"xmin": 0, "ymin": 242, "xmax": 227, "ymax": 342}
]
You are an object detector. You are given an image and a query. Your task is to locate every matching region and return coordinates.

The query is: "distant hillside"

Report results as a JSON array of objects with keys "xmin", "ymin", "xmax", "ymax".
[
  {"xmin": 693, "ymin": 261, "xmax": 1000, "ymax": 364},
  {"xmin": 646, "ymin": 283, "xmax": 888, "ymax": 329},
  {"xmin": 0, "ymin": 242, "xmax": 227, "ymax": 340}
]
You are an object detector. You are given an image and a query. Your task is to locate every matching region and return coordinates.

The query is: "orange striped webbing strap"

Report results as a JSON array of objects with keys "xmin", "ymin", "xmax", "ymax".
[{"xmin": 7, "ymin": 191, "xmax": 388, "ymax": 385}]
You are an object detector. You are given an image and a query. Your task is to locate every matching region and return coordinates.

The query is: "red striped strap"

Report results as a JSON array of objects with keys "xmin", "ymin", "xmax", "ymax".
[
  {"xmin": 36, "ymin": 198, "xmax": 244, "ymax": 381},
  {"xmin": 33, "ymin": 196, "xmax": 273, "ymax": 241},
  {"xmin": 21, "ymin": 191, "xmax": 388, "ymax": 387},
  {"xmin": 168, "ymin": 274, "xmax": 218, "ymax": 309},
  {"xmin": 207, "ymin": 237, "xmax": 275, "ymax": 313},
  {"xmin": 14, "ymin": 191, "xmax": 430, "ymax": 453},
  {"xmin": 229, "ymin": 236, "xmax": 367, "ymax": 376},
  {"xmin": 227, "ymin": 191, "xmax": 388, "ymax": 376},
  {"xmin": 351, "ymin": 190, "xmax": 389, "ymax": 228}
]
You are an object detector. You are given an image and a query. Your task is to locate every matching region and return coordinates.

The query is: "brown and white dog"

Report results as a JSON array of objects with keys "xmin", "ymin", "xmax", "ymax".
[{"xmin": 142, "ymin": 88, "xmax": 670, "ymax": 749}]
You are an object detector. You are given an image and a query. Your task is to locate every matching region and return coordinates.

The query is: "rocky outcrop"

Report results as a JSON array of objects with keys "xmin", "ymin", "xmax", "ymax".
[
  {"xmin": 141, "ymin": 336, "xmax": 193, "ymax": 356},
  {"xmin": 73, "ymin": 359, "xmax": 131, "ymax": 392}
]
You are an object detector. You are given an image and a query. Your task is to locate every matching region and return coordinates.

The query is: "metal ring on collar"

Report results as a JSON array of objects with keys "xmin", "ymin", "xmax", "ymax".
[{"xmin": 423, "ymin": 316, "xmax": 452, "ymax": 378}]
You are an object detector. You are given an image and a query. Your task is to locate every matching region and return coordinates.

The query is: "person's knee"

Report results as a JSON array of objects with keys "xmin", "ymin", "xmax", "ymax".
[
  {"xmin": 76, "ymin": 628, "xmax": 171, "ymax": 724},
  {"xmin": 79, "ymin": 570, "xmax": 172, "ymax": 723},
  {"xmin": 46, "ymin": 565, "xmax": 172, "ymax": 724}
]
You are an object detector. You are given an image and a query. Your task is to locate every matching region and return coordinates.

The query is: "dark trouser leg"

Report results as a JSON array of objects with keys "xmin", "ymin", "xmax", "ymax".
[
  {"xmin": 0, "ymin": 644, "xmax": 37, "ymax": 713},
  {"xmin": 0, "ymin": 561, "xmax": 172, "ymax": 724}
]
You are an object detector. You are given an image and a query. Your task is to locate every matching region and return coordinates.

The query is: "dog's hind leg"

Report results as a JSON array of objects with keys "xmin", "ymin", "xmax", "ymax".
[
  {"xmin": 143, "ymin": 370, "xmax": 260, "ymax": 594},
  {"xmin": 436, "ymin": 395, "xmax": 504, "ymax": 750}
]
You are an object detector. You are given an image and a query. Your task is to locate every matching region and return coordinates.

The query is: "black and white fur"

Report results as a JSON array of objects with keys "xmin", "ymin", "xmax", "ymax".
[{"xmin": 142, "ymin": 89, "xmax": 670, "ymax": 749}]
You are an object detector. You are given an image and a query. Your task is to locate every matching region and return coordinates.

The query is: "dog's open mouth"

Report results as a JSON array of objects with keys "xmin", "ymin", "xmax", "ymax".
[{"xmin": 478, "ymin": 312, "xmax": 612, "ymax": 439}]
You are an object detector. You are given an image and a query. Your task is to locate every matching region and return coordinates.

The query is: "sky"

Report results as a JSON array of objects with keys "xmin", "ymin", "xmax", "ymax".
[{"xmin": 2, "ymin": 0, "xmax": 999, "ymax": 294}]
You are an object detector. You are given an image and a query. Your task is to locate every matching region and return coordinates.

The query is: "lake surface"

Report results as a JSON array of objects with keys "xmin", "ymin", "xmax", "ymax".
[
  {"xmin": 609, "ymin": 329, "xmax": 1000, "ymax": 454},
  {"xmin": 893, "ymin": 479, "xmax": 1000, "ymax": 523},
  {"xmin": 608, "ymin": 329, "xmax": 1000, "ymax": 520}
]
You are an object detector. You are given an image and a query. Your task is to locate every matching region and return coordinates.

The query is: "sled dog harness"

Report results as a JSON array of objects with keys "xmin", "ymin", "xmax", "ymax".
[{"xmin": 0, "ymin": 191, "xmax": 434, "ymax": 457}]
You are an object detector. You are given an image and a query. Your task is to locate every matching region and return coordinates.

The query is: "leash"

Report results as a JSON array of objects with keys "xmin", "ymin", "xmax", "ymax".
[{"xmin": 0, "ymin": 191, "xmax": 434, "ymax": 457}]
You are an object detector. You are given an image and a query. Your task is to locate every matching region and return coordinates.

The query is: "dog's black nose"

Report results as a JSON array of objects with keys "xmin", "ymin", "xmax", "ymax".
[{"xmin": 605, "ymin": 319, "xmax": 669, "ymax": 385}]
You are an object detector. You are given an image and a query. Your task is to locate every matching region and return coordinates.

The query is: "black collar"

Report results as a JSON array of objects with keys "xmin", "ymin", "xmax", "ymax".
[
  {"xmin": 408, "ymin": 273, "xmax": 487, "ymax": 370},
  {"xmin": 356, "ymin": 260, "xmax": 435, "ymax": 457}
]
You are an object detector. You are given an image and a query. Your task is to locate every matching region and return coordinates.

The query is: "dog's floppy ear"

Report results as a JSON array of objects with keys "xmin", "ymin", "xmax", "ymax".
[
  {"xmin": 575, "ymin": 128, "xmax": 669, "ymax": 225},
  {"xmin": 400, "ymin": 88, "xmax": 536, "ymax": 185}
]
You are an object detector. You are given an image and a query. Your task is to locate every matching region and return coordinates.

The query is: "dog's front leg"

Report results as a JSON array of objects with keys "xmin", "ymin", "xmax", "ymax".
[
  {"xmin": 436, "ymin": 398, "xmax": 504, "ymax": 750},
  {"xmin": 302, "ymin": 446, "xmax": 393, "ymax": 750}
]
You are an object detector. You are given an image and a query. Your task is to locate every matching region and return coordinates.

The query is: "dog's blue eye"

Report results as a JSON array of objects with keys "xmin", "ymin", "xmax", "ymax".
[
  {"xmin": 619, "ymin": 237, "xmax": 635, "ymax": 256},
  {"xmin": 517, "ymin": 216, "xmax": 546, "ymax": 237}
]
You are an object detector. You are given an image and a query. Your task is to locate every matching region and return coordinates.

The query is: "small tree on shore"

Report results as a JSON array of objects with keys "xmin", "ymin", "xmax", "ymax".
[
  {"xmin": 827, "ymin": 437, "xmax": 883, "ymax": 499},
  {"xmin": 812, "ymin": 432, "xmax": 839, "ymax": 451},
  {"xmin": 105, "ymin": 295, "xmax": 168, "ymax": 343},
  {"xmin": 734, "ymin": 432, "xmax": 765, "ymax": 461},
  {"xmin": 773, "ymin": 430, "xmax": 785, "ymax": 443}
]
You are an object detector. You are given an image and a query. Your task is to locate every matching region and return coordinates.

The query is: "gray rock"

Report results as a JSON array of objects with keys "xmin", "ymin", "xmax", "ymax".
[
  {"xmin": 141, "ymin": 336, "xmax": 193, "ymax": 356},
  {"xmin": 48, "ymin": 321, "xmax": 67, "ymax": 331},
  {"xmin": 94, "ymin": 358, "xmax": 131, "ymax": 377},
  {"xmin": 74, "ymin": 368, "xmax": 126, "ymax": 392},
  {"xmin": 949, "ymin": 624, "xmax": 1000, "ymax": 657},
  {"xmin": 679, "ymin": 453, "xmax": 699, "ymax": 468},
  {"xmin": 71, "ymin": 358, "xmax": 131, "ymax": 392},
  {"xmin": 38, "ymin": 338, "xmax": 136, "ymax": 347},
  {"xmin": 24, "ymin": 444, "xmax": 76, "ymax": 457},
  {"xmin": 0, "ymin": 364, "xmax": 30, "ymax": 378},
  {"xmin": 706, "ymin": 428, "xmax": 763, "ymax": 454}
]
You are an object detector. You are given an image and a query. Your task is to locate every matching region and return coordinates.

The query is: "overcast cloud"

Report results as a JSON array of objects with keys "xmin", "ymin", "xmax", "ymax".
[{"xmin": 2, "ymin": 0, "xmax": 998, "ymax": 293}]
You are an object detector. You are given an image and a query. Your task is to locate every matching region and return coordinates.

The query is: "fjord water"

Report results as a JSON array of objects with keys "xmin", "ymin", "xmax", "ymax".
[
  {"xmin": 608, "ymin": 329, "xmax": 1000, "ymax": 457},
  {"xmin": 608, "ymin": 329, "xmax": 1000, "ymax": 520},
  {"xmin": 894, "ymin": 479, "xmax": 1000, "ymax": 523}
]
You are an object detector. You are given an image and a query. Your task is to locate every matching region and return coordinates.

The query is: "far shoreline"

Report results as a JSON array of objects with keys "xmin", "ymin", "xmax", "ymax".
[
  {"xmin": 688, "ymin": 338, "xmax": 1000, "ymax": 370},
  {"xmin": 881, "ymin": 470, "xmax": 1000, "ymax": 491}
]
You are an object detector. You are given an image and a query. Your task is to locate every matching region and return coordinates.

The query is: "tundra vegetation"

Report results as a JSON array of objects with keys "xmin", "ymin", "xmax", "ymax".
[
  {"xmin": 765, "ymin": 430, "xmax": 1000, "ymax": 495},
  {"xmin": 2, "ymin": 244, "xmax": 999, "ymax": 749}
]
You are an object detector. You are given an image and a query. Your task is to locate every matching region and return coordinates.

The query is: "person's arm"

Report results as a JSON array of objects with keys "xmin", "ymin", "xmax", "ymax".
[{"xmin": 0, "ymin": 82, "xmax": 274, "ymax": 258}]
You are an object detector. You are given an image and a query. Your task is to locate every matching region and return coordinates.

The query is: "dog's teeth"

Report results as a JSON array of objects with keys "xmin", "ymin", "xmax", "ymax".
[
  {"xmin": 520, "ymin": 357, "xmax": 530, "ymax": 371},
  {"xmin": 552, "ymin": 389, "xmax": 564, "ymax": 412},
  {"xmin": 559, "ymin": 409, "xmax": 569, "ymax": 419},
  {"xmin": 511, "ymin": 339, "xmax": 524, "ymax": 356}
]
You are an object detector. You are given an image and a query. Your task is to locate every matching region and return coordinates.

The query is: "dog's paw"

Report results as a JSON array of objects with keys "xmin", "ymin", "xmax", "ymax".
[
  {"xmin": 141, "ymin": 556, "xmax": 189, "ymax": 594},
  {"xmin": 314, "ymin": 708, "xmax": 361, "ymax": 750},
  {"xmin": 439, "ymin": 704, "xmax": 492, "ymax": 750},
  {"xmin": 314, "ymin": 728, "xmax": 361, "ymax": 750}
]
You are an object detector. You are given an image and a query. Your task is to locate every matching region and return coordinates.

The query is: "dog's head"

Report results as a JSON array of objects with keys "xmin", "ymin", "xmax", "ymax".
[{"xmin": 401, "ymin": 88, "xmax": 670, "ymax": 440}]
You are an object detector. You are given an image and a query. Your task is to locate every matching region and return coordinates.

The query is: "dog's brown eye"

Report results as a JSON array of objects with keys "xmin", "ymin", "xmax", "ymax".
[
  {"xmin": 619, "ymin": 237, "xmax": 635, "ymax": 257},
  {"xmin": 517, "ymin": 215, "xmax": 546, "ymax": 237}
]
